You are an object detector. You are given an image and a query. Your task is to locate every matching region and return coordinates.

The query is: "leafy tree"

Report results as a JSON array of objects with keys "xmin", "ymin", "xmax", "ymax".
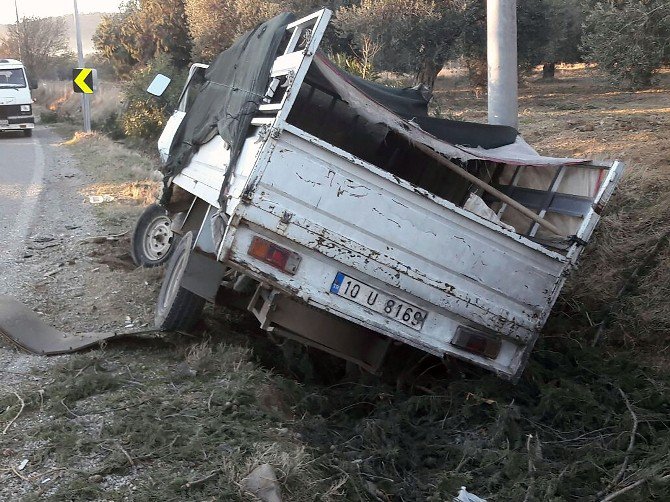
[
  {"xmin": 337, "ymin": 0, "xmax": 473, "ymax": 90},
  {"xmin": 93, "ymin": 4, "xmax": 140, "ymax": 77},
  {"xmin": 120, "ymin": 54, "xmax": 187, "ymax": 140},
  {"xmin": 185, "ymin": 0, "xmax": 351, "ymax": 61},
  {"xmin": 185, "ymin": 0, "xmax": 281, "ymax": 61},
  {"xmin": 539, "ymin": 0, "xmax": 583, "ymax": 79},
  {"xmin": 581, "ymin": 0, "xmax": 670, "ymax": 88},
  {"xmin": 458, "ymin": 0, "xmax": 553, "ymax": 86},
  {"xmin": 0, "ymin": 16, "xmax": 72, "ymax": 80},
  {"xmin": 94, "ymin": 0, "xmax": 192, "ymax": 78}
]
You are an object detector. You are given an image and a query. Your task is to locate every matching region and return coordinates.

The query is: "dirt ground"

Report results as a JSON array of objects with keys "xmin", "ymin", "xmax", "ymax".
[{"xmin": 1, "ymin": 66, "xmax": 670, "ymax": 501}]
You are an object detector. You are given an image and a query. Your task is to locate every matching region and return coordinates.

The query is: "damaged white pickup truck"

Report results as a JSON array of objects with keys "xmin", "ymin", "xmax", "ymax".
[{"xmin": 144, "ymin": 9, "xmax": 623, "ymax": 382}]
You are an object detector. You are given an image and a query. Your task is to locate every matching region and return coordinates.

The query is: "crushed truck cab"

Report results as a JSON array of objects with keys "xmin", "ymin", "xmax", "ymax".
[
  {"xmin": 151, "ymin": 9, "xmax": 623, "ymax": 381},
  {"xmin": 0, "ymin": 59, "xmax": 35, "ymax": 136}
]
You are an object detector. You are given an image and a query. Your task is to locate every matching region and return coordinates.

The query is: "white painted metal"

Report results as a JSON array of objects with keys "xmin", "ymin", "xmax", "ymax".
[
  {"xmin": 487, "ymin": 0, "xmax": 518, "ymax": 128},
  {"xmin": 157, "ymin": 63, "xmax": 210, "ymax": 163},
  {"xmin": 222, "ymin": 128, "xmax": 575, "ymax": 379},
  {"xmin": 157, "ymin": 111, "xmax": 185, "ymax": 164},
  {"xmin": 0, "ymin": 59, "xmax": 35, "ymax": 132}
]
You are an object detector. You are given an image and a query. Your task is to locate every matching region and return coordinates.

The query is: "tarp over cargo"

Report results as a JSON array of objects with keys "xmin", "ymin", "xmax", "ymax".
[
  {"xmin": 309, "ymin": 53, "xmax": 589, "ymax": 167},
  {"xmin": 162, "ymin": 12, "xmax": 295, "ymax": 208}
]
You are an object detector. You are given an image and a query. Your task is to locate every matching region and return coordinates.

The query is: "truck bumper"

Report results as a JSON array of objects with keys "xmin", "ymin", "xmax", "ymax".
[{"xmin": 0, "ymin": 116, "xmax": 35, "ymax": 130}]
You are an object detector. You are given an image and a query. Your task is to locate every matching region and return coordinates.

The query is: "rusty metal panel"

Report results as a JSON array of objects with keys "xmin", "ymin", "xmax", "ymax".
[
  {"xmin": 227, "ymin": 225, "xmax": 532, "ymax": 380},
  {"xmin": 251, "ymin": 132, "xmax": 564, "ymax": 324}
]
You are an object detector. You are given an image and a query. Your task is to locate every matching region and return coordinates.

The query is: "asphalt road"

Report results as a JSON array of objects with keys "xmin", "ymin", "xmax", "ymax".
[{"xmin": 0, "ymin": 128, "xmax": 44, "ymax": 269}]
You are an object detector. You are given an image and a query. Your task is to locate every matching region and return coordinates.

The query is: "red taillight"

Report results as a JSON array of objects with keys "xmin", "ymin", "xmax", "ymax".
[
  {"xmin": 451, "ymin": 326, "xmax": 502, "ymax": 359},
  {"xmin": 248, "ymin": 236, "xmax": 301, "ymax": 274}
]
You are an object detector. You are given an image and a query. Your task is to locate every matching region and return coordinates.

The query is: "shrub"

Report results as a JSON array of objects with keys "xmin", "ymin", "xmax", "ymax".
[
  {"xmin": 40, "ymin": 110, "xmax": 60, "ymax": 124},
  {"xmin": 120, "ymin": 54, "xmax": 186, "ymax": 141},
  {"xmin": 581, "ymin": 0, "xmax": 670, "ymax": 88},
  {"xmin": 331, "ymin": 53, "xmax": 380, "ymax": 81}
]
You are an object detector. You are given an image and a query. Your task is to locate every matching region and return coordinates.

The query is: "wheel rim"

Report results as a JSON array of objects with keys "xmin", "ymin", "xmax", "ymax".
[
  {"xmin": 142, "ymin": 215, "xmax": 173, "ymax": 262},
  {"xmin": 162, "ymin": 249, "xmax": 189, "ymax": 310}
]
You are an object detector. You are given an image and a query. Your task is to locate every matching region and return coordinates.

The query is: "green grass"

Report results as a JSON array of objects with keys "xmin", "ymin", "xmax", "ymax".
[
  {"xmin": 1, "ymin": 334, "xmax": 337, "ymax": 501},
  {"xmin": 3, "ymin": 319, "xmax": 670, "ymax": 501}
]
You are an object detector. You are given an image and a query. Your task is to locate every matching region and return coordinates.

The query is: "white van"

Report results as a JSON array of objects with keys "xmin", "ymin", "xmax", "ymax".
[{"xmin": 0, "ymin": 59, "xmax": 36, "ymax": 136}]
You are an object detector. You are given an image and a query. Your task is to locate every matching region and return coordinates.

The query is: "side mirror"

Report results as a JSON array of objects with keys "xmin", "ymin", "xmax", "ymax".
[
  {"xmin": 147, "ymin": 74, "xmax": 171, "ymax": 97},
  {"xmin": 29, "ymin": 79, "xmax": 38, "ymax": 90}
]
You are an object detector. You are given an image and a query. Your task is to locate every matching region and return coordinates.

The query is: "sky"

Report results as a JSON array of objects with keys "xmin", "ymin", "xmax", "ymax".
[{"xmin": 0, "ymin": 0, "xmax": 122, "ymax": 24}]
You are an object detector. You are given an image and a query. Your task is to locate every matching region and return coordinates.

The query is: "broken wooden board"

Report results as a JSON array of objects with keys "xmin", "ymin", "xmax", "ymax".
[{"xmin": 0, "ymin": 295, "xmax": 123, "ymax": 355}]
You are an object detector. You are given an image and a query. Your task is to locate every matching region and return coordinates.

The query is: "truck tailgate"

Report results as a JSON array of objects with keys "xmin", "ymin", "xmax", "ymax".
[{"xmin": 224, "ymin": 127, "xmax": 570, "ymax": 378}]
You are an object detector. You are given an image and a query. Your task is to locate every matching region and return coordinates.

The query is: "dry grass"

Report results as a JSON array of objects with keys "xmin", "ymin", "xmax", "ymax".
[
  {"xmin": 83, "ymin": 181, "xmax": 159, "ymax": 208},
  {"xmin": 34, "ymin": 80, "xmax": 122, "ymax": 125},
  {"xmin": 60, "ymin": 131, "xmax": 159, "ymax": 183},
  {"xmin": 54, "ymin": 130, "xmax": 162, "ymax": 233}
]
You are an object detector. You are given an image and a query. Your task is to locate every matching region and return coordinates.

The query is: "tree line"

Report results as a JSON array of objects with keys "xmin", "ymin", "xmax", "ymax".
[
  {"xmin": 1, "ymin": 1, "xmax": 668, "ymax": 89},
  {"xmin": 0, "ymin": 17, "xmax": 73, "ymax": 80},
  {"xmin": 91, "ymin": 0, "xmax": 670, "ymax": 89}
]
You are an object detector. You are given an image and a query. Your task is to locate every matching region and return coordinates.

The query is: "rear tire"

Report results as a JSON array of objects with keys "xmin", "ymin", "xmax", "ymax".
[
  {"xmin": 130, "ymin": 204, "xmax": 176, "ymax": 267},
  {"xmin": 155, "ymin": 232, "xmax": 205, "ymax": 331}
]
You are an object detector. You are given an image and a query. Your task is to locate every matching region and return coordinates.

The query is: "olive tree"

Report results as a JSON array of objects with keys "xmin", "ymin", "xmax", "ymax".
[
  {"xmin": 184, "ymin": 0, "xmax": 281, "ymax": 61},
  {"xmin": 336, "ymin": 0, "xmax": 473, "ymax": 89},
  {"xmin": 538, "ymin": 0, "xmax": 583, "ymax": 79},
  {"xmin": 581, "ymin": 0, "xmax": 670, "ymax": 88},
  {"xmin": 94, "ymin": 0, "xmax": 192, "ymax": 77},
  {"xmin": 185, "ymin": 0, "xmax": 351, "ymax": 61}
]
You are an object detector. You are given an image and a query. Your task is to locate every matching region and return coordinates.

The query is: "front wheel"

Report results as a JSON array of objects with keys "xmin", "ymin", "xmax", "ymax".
[
  {"xmin": 155, "ymin": 231, "xmax": 205, "ymax": 332},
  {"xmin": 130, "ymin": 204, "xmax": 176, "ymax": 267}
]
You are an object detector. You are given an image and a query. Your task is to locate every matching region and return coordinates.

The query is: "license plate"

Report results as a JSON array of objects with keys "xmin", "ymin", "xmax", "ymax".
[
  {"xmin": 330, "ymin": 272, "xmax": 428, "ymax": 331},
  {"xmin": 0, "ymin": 120, "xmax": 8, "ymax": 127}
]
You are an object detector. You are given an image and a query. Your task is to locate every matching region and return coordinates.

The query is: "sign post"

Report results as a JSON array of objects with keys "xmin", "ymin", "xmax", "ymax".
[{"xmin": 73, "ymin": 0, "xmax": 91, "ymax": 133}]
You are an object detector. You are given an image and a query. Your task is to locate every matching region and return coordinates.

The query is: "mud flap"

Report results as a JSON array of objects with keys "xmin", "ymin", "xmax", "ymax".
[{"xmin": 0, "ymin": 295, "xmax": 122, "ymax": 355}]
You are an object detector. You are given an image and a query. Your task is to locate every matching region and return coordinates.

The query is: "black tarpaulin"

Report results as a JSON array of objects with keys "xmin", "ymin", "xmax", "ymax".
[
  {"xmin": 409, "ymin": 116, "xmax": 518, "ymax": 149},
  {"xmin": 333, "ymin": 70, "xmax": 433, "ymax": 119},
  {"xmin": 162, "ymin": 12, "xmax": 295, "ymax": 206},
  {"xmin": 308, "ymin": 53, "xmax": 519, "ymax": 150}
]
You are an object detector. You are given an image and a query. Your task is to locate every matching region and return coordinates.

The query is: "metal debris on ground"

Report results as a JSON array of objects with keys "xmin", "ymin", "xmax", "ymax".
[
  {"xmin": 454, "ymin": 486, "xmax": 487, "ymax": 502},
  {"xmin": 0, "ymin": 295, "xmax": 134, "ymax": 355}
]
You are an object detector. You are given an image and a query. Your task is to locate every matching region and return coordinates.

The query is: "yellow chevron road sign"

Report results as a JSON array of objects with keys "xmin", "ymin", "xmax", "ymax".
[{"xmin": 72, "ymin": 68, "xmax": 97, "ymax": 94}]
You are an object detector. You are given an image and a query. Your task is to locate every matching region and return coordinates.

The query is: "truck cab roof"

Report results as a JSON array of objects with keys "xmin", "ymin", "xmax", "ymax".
[{"xmin": 0, "ymin": 59, "xmax": 23, "ymax": 67}]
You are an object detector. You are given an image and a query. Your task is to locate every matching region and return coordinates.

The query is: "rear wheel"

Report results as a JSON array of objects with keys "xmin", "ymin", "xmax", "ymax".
[
  {"xmin": 130, "ymin": 204, "xmax": 176, "ymax": 267},
  {"xmin": 155, "ymin": 231, "xmax": 205, "ymax": 331}
]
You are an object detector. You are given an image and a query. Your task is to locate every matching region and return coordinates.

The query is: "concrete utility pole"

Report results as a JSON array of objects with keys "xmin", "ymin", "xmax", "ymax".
[
  {"xmin": 14, "ymin": 0, "xmax": 22, "ymax": 61},
  {"xmin": 487, "ymin": 0, "xmax": 518, "ymax": 129},
  {"xmin": 73, "ymin": 0, "xmax": 92, "ymax": 133}
]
